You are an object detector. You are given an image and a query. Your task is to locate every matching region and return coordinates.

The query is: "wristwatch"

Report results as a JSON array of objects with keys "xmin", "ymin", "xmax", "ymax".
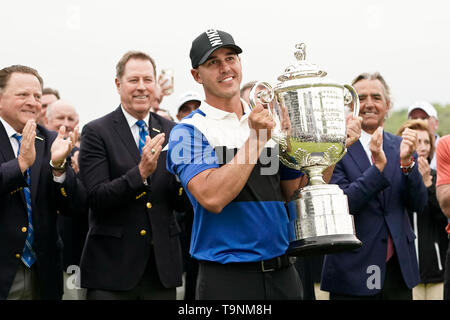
[{"xmin": 50, "ymin": 159, "xmax": 66, "ymax": 172}]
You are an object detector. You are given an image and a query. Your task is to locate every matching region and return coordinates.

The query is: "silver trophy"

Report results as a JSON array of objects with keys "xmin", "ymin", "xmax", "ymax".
[{"xmin": 250, "ymin": 43, "xmax": 362, "ymax": 256}]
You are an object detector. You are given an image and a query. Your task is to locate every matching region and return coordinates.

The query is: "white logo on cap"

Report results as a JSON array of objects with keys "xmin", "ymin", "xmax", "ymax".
[{"xmin": 206, "ymin": 29, "xmax": 223, "ymax": 47}]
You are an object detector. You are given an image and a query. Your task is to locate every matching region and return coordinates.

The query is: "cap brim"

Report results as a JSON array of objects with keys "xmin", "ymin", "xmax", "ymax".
[
  {"xmin": 195, "ymin": 44, "xmax": 242, "ymax": 68},
  {"xmin": 408, "ymin": 107, "xmax": 436, "ymax": 119},
  {"xmin": 178, "ymin": 98, "xmax": 202, "ymax": 111}
]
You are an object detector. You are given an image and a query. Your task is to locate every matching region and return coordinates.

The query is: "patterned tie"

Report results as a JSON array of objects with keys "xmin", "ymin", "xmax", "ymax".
[
  {"xmin": 13, "ymin": 134, "xmax": 36, "ymax": 267},
  {"xmin": 135, "ymin": 120, "xmax": 148, "ymax": 155}
]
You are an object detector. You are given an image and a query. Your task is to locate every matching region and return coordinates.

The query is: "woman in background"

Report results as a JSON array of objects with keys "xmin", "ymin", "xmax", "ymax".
[{"xmin": 397, "ymin": 119, "xmax": 448, "ymax": 300}]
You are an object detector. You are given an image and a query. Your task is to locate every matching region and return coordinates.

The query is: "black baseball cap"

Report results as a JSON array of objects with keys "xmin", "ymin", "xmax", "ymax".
[{"xmin": 190, "ymin": 29, "xmax": 243, "ymax": 68}]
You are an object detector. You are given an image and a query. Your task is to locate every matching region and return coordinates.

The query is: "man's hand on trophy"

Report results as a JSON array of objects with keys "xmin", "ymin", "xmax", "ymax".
[
  {"xmin": 281, "ymin": 105, "xmax": 292, "ymax": 134},
  {"xmin": 399, "ymin": 127, "xmax": 418, "ymax": 164},
  {"xmin": 249, "ymin": 104, "xmax": 276, "ymax": 144},
  {"xmin": 280, "ymin": 104, "xmax": 293, "ymax": 153},
  {"xmin": 369, "ymin": 127, "xmax": 387, "ymax": 172},
  {"xmin": 345, "ymin": 114, "xmax": 362, "ymax": 148}
]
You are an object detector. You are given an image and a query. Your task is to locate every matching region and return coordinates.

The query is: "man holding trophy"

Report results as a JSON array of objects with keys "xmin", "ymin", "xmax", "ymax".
[
  {"xmin": 321, "ymin": 72, "xmax": 427, "ymax": 300},
  {"xmin": 167, "ymin": 29, "xmax": 362, "ymax": 300}
]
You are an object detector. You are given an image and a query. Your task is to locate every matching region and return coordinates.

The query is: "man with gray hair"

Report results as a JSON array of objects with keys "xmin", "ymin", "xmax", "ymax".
[
  {"xmin": 45, "ymin": 100, "xmax": 80, "ymax": 139},
  {"xmin": 44, "ymin": 99, "xmax": 87, "ymax": 300},
  {"xmin": 321, "ymin": 72, "xmax": 427, "ymax": 300}
]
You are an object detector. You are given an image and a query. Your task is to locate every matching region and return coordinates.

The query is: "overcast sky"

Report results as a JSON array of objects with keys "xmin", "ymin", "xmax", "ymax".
[{"xmin": 2, "ymin": 0, "xmax": 449, "ymax": 127}]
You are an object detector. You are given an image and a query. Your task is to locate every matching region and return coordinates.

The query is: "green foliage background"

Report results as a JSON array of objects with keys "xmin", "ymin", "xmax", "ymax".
[{"xmin": 383, "ymin": 103, "xmax": 450, "ymax": 137}]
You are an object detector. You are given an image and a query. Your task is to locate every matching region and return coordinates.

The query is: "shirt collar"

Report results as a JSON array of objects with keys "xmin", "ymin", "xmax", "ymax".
[
  {"xmin": 0, "ymin": 116, "xmax": 20, "ymax": 138},
  {"xmin": 360, "ymin": 128, "xmax": 383, "ymax": 147},
  {"xmin": 199, "ymin": 99, "xmax": 250, "ymax": 120},
  {"xmin": 120, "ymin": 105, "xmax": 149, "ymax": 128}
]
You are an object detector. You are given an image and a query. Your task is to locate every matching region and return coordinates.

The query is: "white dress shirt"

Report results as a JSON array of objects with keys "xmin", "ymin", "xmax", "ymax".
[
  {"xmin": 359, "ymin": 128, "xmax": 384, "ymax": 166},
  {"xmin": 120, "ymin": 105, "xmax": 149, "ymax": 149}
]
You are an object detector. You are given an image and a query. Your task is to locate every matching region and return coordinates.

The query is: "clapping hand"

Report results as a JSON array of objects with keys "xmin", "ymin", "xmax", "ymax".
[
  {"xmin": 71, "ymin": 150, "xmax": 80, "ymax": 174},
  {"xmin": 418, "ymin": 156, "xmax": 432, "ymax": 187},
  {"xmin": 400, "ymin": 128, "xmax": 418, "ymax": 164},
  {"xmin": 50, "ymin": 125, "xmax": 79, "ymax": 174},
  {"xmin": 138, "ymin": 133, "xmax": 165, "ymax": 180},
  {"xmin": 17, "ymin": 120, "xmax": 37, "ymax": 174},
  {"xmin": 369, "ymin": 127, "xmax": 387, "ymax": 172}
]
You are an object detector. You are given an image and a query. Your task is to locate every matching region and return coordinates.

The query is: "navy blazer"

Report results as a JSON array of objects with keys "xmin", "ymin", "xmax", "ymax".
[
  {"xmin": 57, "ymin": 146, "xmax": 89, "ymax": 270},
  {"xmin": 79, "ymin": 107, "xmax": 189, "ymax": 291},
  {"xmin": 0, "ymin": 122, "xmax": 85, "ymax": 299},
  {"xmin": 321, "ymin": 131, "xmax": 427, "ymax": 296}
]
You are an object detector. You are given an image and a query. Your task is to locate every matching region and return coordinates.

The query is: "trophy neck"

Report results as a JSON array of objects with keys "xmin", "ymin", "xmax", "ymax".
[{"xmin": 303, "ymin": 166, "xmax": 326, "ymax": 185}]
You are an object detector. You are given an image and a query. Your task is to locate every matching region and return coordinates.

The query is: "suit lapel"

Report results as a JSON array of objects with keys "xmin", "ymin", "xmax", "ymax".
[
  {"xmin": 347, "ymin": 141, "xmax": 371, "ymax": 174},
  {"xmin": 0, "ymin": 122, "xmax": 15, "ymax": 161},
  {"xmin": 30, "ymin": 128, "xmax": 45, "ymax": 205},
  {"xmin": 147, "ymin": 113, "xmax": 170, "ymax": 183},
  {"xmin": 148, "ymin": 113, "xmax": 163, "ymax": 139},
  {"xmin": 0, "ymin": 121, "xmax": 41, "ymax": 208},
  {"xmin": 112, "ymin": 107, "xmax": 141, "ymax": 164},
  {"xmin": 0, "ymin": 122, "xmax": 27, "ymax": 205},
  {"xmin": 380, "ymin": 132, "xmax": 396, "ymax": 207},
  {"xmin": 348, "ymin": 138, "xmax": 385, "ymax": 207}
]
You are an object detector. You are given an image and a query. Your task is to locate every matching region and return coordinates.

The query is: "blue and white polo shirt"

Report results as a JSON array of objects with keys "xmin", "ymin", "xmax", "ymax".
[{"xmin": 167, "ymin": 100, "xmax": 301, "ymax": 263}]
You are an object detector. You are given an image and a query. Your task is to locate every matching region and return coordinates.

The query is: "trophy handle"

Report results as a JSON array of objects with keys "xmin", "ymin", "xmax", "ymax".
[
  {"xmin": 343, "ymin": 84, "xmax": 360, "ymax": 117},
  {"xmin": 249, "ymin": 81, "xmax": 275, "ymax": 114}
]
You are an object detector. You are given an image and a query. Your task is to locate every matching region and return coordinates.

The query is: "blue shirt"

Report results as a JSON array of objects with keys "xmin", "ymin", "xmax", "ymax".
[{"xmin": 167, "ymin": 100, "xmax": 301, "ymax": 263}]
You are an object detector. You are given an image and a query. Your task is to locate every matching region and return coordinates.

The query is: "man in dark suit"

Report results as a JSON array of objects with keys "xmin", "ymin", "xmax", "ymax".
[
  {"xmin": 0, "ymin": 65, "xmax": 84, "ymax": 299},
  {"xmin": 321, "ymin": 72, "xmax": 428, "ymax": 299},
  {"xmin": 78, "ymin": 51, "xmax": 188, "ymax": 300},
  {"xmin": 45, "ymin": 99, "xmax": 88, "ymax": 300}
]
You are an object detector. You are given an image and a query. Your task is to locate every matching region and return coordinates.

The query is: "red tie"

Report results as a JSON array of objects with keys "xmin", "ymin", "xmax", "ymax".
[
  {"xmin": 371, "ymin": 153, "xmax": 395, "ymax": 261},
  {"xmin": 386, "ymin": 234, "xmax": 394, "ymax": 262}
]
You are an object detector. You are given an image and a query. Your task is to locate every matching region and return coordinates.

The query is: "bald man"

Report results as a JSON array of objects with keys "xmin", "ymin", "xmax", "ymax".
[
  {"xmin": 45, "ymin": 100, "xmax": 79, "ymax": 138},
  {"xmin": 45, "ymin": 99, "xmax": 87, "ymax": 300}
]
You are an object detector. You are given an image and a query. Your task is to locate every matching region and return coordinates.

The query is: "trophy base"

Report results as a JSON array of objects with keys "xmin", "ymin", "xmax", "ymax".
[
  {"xmin": 287, "ymin": 234, "xmax": 362, "ymax": 256},
  {"xmin": 287, "ymin": 184, "xmax": 362, "ymax": 256}
]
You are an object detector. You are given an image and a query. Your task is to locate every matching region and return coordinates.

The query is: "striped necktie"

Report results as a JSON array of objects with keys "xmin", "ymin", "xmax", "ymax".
[
  {"xmin": 12, "ymin": 134, "xmax": 36, "ymax": 268},
  {"xmin": 135, "ymin": 120, "xmax": 148, "ymax": 155}
]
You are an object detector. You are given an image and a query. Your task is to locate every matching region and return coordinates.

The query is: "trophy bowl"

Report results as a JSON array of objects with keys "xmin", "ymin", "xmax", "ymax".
[{"xmin": 250, "ymin": 43, "xmax": 362, "ymax": 256}]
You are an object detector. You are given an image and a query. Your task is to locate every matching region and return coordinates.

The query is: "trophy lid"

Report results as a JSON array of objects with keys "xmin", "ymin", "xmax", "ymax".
[{"xmin": 277, "ymin": 43, "xmax": 327, "ymax": 82}]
